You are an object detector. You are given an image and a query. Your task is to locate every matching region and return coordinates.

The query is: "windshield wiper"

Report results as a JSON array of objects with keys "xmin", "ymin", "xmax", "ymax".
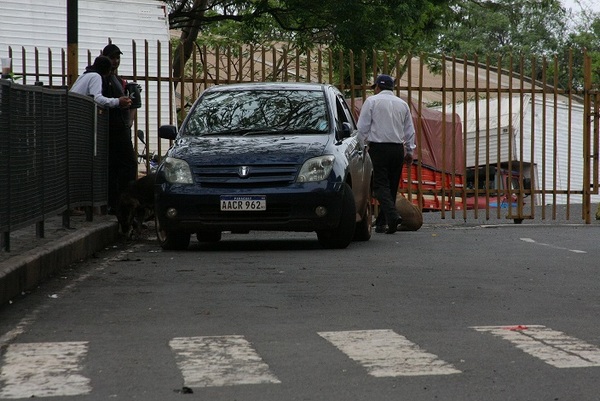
[
  {"xmin": 199, "ymin": 128, "xmax": 280, "ymax": 136},
  {"xmin": 200, "ymin": 129, "xmax": 250, "ymax": 136},
  {"xmin": 242, "ymin": 128, "xmax": 280, "ymax": 136},
  {"xmin": 279, "ymin": 128, "xmax": 327, "ymax": 135}
]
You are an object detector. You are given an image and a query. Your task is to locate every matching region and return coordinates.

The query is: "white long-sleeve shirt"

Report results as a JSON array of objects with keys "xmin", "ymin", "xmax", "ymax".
[
  {"xmin": 357, "ymin": 90, "xmax": 416, "ymax": 155},
  {"xmin": 70, "ymin": 72, "xmax": 120, "ymax": 108}
]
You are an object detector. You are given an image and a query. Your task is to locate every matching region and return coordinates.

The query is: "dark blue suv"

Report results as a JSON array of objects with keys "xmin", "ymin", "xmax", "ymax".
[{"xmin": 156, "ymin": 82, "xmax": 373, "ymax": 249}]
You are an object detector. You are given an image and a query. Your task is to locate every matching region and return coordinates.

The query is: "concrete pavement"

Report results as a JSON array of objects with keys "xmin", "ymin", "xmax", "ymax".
[{"xmin": 0, "ymin": 212, "xmax": 119, "ymax": 306}]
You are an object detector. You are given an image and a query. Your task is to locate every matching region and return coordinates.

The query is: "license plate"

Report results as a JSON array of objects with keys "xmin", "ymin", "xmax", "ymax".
[{"xmin": 220, "ymin": 195, "xmax": 266, "ymax": 211}]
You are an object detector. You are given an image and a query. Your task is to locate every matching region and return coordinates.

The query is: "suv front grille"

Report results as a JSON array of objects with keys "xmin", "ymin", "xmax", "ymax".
[{"xmin": 193, "ymin": 164, "xmax": 299, "ymax": 188}]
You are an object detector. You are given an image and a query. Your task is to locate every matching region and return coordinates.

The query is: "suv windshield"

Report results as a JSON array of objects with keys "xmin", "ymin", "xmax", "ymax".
[{"xmin": 183, "ymin": 89, "xmax": 329, "ymax": 136}]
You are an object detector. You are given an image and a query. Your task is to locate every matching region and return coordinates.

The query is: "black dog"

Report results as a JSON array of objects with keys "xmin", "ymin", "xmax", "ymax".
[{"xmin": 116, "ymin": 173, "xmax": 156, "ymax": 238}]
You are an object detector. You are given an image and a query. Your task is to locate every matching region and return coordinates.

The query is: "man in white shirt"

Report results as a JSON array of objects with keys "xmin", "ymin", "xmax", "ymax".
[
  {"xmin": 357, "ymin": 74, "xmax": 416, "ymax": 234},
  {"xmin": 70, "ymin": 55, "xmax": 131, "ymax": 109}
]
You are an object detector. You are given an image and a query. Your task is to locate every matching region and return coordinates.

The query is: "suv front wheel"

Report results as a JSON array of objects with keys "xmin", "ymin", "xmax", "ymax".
[
  {"xmin": 316, "ymin": 183, "xmax": 356, "ymax": 249},
  {"xmin": 156, "ymin": 216, "xmax": 191, "ymax": 250}
]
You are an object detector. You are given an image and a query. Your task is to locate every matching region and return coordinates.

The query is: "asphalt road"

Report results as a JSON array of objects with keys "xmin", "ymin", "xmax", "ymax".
[{"xmin": 1, "ymin": 222, "xmax": 599, "ymax": 401}]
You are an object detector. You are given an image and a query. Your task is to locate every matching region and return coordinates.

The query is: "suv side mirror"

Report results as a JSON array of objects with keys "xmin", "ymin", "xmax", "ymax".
[
  {"xmin": 158, "ymin": 125, "xmax": 178, "ymax": 140},
  {"xmin": 339, "ymin": 122, "xmax": 352, "ymax": 139}
]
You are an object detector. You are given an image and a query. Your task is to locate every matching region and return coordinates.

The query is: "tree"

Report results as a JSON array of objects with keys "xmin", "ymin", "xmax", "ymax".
[
  {"xmin": 164, "ymin": 0, "xmax": 455, "ymax": 85},
  {"xmin": 432, "ymin": 0, "xmax": 600, "ymax": 90},
  {"xmin": 564, "ymin": 8, "xmax": 600, "ymax": 89}
]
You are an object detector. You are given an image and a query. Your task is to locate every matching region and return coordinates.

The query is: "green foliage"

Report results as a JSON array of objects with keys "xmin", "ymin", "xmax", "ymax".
[
  {"xmin": 434, "ymin": 0, "xmax": 600, "ymax": 90},
  {"xmin": 166, "ymin": 0, "xmax": 600, "ymax": 90},
  {"xmin": 166, "ymin": 0, "xmax": 455, "ymax": 86}
]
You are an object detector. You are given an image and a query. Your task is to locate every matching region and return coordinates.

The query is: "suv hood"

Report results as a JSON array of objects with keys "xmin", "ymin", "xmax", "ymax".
[{"xmin": 169, "ymin": 134, "xmax": 331, "ymax": 165}]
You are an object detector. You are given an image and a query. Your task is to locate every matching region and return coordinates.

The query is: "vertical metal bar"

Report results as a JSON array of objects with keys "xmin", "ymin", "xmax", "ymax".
[
  {"xmin": 236, "ymin": 45, "xmax": 242, "ymax": 83},
  {"xmin": 461, "ymin": 54, "xmax": 468, "ymax": 221},
  {"xmin": 282, "ymin": 47, "xmax": 288, "ymax": 82},
  {"xmin": 507, "ymin": 54, "xmax": 514, "ymax": 219},
  {"xmin": 540, "ymin": 58, "xmax": 547, "ymax": 220},
  {"xmin": 226, "ymin": 46, "xmax": 232, "ymax": 84},
  {"xmin": 317, "ymin": 48, "xmax": 322, "ymax": 84},
  {"xmin": 527, "ymin": 57, "xmax": 536, "ymax": 220},
  {"xmin": 295, "ymin": 49, "xmax": 300, "ymax": 82},
  {"xmin": 306, "ymin": 49, "xmax": 311, "ymax": 83},
  {"xmin": 328, "ymin": 49, "xmax": 333, "ymax": 84},
  {"xmin": 156, "ymin": 40, "xmax": 162, "ymax": 159},
  {"xmin": 406, "ymin": 54, "xmax": 413, "ymax": 206},
  {"xmin": 262, "ymin": 47, "xmax": 266, "ymax": 82},
  {"xmin": 272, "ymin": 47, "xmax": 277, "ymax": 81},
  {"xmin": 338, "ymin": 50, "xmax": 344, "ymax": 90},
  {"xmin": 473, "ymin": 54, "xmax": 480, "ymax": 218},
  {"xmin": 48, "ymin": 48, "xmax": 53, "ymax": 87},
  {"xmin": 590, "ymin": 88, "xmax": 600, "ymax": 194},
  {"xmin": 416, "ymin": 56, "xmax": 424, "ymax": 211},
  {"xmin": 485, "ymin": 56, "xmax": 491, "ymax": 220},
  {"xmin": 21, "ymin": 47, "xmax": 27, "ymax": 85},
  {"xmin": 342, "ymin": 50, "xmax": 354, "ymax": 93},
  {"xmin": 583, "ymin": 50, "xmax": 592, "ymax": 223},
  {"xmin": 553, "ymin": 56, "xmax": 565, "ymax": 218},
  {"xmin": 441, "ymin": 55, "xmax": 447, "ymax": 216},
  {"xmin": 550, "ymin": 56, "xmax": 558, "ymax": 219},
  {"xmin": 67, "ymin": 0, "xmax": 78, "ymax": 87},
  {"xmin": 496, "ymin": 57, "xmax": 503, "ymax": 218},
  {"xmin": 249, "ymin": 45, "xmax": 255, "ymax": 83}
]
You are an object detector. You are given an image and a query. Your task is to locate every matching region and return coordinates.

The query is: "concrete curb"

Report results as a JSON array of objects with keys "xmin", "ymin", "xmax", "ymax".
[{"xmin": 0, "ymin": 221, "xmax": 119, "ymax": 306}]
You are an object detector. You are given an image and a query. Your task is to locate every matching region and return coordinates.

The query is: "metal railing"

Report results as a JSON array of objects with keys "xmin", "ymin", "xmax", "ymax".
[{"xmin": 0, "ymin": 80, "xmax": 108, "ymax": 251}]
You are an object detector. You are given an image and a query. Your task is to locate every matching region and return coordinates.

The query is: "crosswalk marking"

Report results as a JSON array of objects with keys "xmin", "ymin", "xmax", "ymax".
[
  {"xmin": 0, "ymin": 342, "xmax": 91, "ymax": 399},
  {"xmin": 318, "ymin": 329, "xmax": 461, "ymax": 377},
  {"xmin": 472, "ymin": 325, "xmax": 600, "ymax": 368},
  {"xmin": 2, "ymin": 326, "xmax": 600, "ymax": 398},
  {"xmin": 169, "ymin": 335, "xmax": 281, "ymax": 388}
]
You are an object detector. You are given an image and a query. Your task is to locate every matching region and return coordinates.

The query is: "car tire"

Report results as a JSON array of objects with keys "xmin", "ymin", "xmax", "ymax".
[
  {"xmin": 317, "ymin": 183, "xmax": 356, "ymax": 249},
  {"xmin": 155, "ymin": 216, "xmax": 190, "ymax": 250},
  {"xmin": 196, "ymin": 231, "xmax": 222, "ymax": 242},
  {"xmin": 353, "ymin": 189, "xmax": 373, "ymax": 241}
]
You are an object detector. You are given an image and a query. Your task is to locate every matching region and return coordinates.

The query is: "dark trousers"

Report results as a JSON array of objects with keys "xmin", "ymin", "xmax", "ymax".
[
  {"xmin": 108, "ymin": 139, "xmax": 137, "ymax": 210},
  {"xmin": 368, "ymin": 142, "xmax": 404, "ymax": 227}
]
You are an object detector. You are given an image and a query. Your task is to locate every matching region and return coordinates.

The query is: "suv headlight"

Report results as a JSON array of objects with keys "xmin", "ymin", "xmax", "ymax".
[
  {"xmin": 296, "ymin": 155, "xmax": 335, "ymax": 183},
  {"xmin": 162, "ymin": 157, "xmax": 194, "ymax": 184}
]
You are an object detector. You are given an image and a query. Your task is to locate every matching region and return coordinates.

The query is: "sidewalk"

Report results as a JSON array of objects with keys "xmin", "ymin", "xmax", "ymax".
[{"xmin": 0, "ymin": 212, "xmax": 119, "ymax": 306}]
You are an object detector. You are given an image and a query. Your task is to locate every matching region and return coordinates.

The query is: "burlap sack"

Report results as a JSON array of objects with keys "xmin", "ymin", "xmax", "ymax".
[{"xmin": 396, "ymin": 195, "xmax": 423, "ymax": 231}]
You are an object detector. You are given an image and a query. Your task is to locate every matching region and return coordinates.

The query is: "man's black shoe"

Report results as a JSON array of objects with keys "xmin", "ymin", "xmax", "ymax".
[
  {"xmin": 385, "ymin": 217, "xmax": 400, "ymax": 234},
  {"xmin": 375, "ymin": 225, "xmax": 386, "ymax": 233}
]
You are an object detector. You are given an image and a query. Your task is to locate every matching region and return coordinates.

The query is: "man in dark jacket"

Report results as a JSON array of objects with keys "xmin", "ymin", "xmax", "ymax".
[{"xmin": 102, "ymin": 44, "xmax": 138, "ymax": 213}]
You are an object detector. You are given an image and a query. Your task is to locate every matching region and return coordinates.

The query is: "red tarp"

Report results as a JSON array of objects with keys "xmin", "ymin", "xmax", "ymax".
[{"xmin": 349, "ymin": 98, "xmax": 464, "ymax": 176}]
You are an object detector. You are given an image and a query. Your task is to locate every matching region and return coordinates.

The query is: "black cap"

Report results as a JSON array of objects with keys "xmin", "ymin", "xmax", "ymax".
[
  {"xmin": 102, "ymin": 44, "xmax": 123, "ymax": 57},
  {"xmin": 370, "ymin": 74, "xmax": 394, "ymax": 90}
]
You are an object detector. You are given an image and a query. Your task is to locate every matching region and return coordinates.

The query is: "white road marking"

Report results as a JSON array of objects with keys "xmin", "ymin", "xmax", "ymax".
[
  {"xmin": 318, "ymin": 329, "xmax": 461, "ymax": 377},
  {"xmin": 169, "ymin": 335, "xmax": 280, "ymax": 387},
  {"xmin": 520, "ymin": 237, "xmax": 586, "ymax": 253},
  {"xmin": 472, "ymin": 325, "xmax": 600, "ymax": 368},
  {"xmin": 0, "ymin": 342, "xmax": 91, "ymax": 399}
]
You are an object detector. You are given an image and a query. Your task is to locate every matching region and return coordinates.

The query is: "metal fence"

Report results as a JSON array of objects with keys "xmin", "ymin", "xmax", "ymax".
[
  {"xmin": 5, "ymin": 43, "xmax": 600, "ymax": 223},
  {"xmin": 0, "ymin": 80, "xmax": 108, "ymax": 251}
]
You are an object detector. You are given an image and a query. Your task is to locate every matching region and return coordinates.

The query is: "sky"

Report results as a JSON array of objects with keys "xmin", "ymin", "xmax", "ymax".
[{"xmin": 561, "ymin": 0, "xmax": 600, "ymax": 13}]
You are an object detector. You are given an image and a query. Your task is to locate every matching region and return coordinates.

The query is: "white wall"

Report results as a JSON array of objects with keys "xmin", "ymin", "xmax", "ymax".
[
  {"xmin": 0, "ymin": 0, "xmax": 173, "ymax": 153},
  {"xmin": 442, "ymin": 96, "xmax": 598, "ymax": 205}
]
